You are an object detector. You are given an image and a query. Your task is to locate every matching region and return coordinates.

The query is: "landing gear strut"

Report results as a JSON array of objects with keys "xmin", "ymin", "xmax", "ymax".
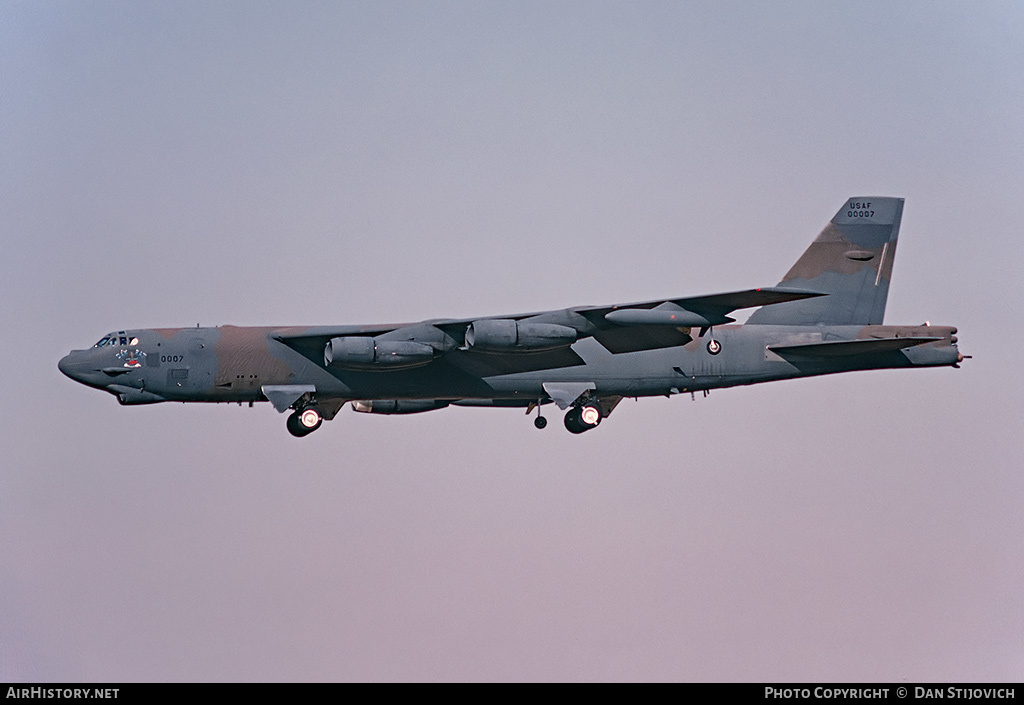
[
  {"xmin": 287, "ymin": 407, "xmax": 323, "ymax": 437},
  {"xmin": 527, "ymin": 400, "xmax": 548, "ymax": 429}
]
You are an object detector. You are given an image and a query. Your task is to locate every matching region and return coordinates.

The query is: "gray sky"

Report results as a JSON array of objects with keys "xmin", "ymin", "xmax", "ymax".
[{"xmin": 2, "ymin": 0, "xmax": 1022, "ymax": 682}]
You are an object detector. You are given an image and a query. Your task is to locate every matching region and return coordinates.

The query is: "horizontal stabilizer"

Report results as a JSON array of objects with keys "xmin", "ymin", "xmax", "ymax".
[{"xmin": 768, "ymin": 337, "xmax": 942, "ymax": 357}]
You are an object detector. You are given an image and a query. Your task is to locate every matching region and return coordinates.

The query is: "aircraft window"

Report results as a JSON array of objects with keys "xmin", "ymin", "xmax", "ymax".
[
  {"xmin": 94, "ymin": 334, "xmax": 116, "ymax": 348},
  {"xmin": 119, "ymin": 336, "xmax": 128, "ymax": 345}
]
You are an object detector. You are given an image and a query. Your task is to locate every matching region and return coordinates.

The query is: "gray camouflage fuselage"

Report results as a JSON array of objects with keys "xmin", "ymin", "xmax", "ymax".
[{"xmin": 58, "ymin": 197, "xmax": 963, "ymax": 436}]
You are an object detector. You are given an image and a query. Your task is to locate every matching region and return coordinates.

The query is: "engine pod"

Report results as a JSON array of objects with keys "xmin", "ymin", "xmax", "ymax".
[
  {"xmin": 325, "ymin": 337, "xmax": 435, "ymax": 370},
  {"xmin": 465, "ymin": 319, "xmax": 577, "ymax": 352}
]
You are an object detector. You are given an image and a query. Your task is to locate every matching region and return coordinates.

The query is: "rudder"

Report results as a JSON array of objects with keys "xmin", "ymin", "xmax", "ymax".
[{"xmin": 746, "ymin": 197, "xmax": 903, "ymax": 326}]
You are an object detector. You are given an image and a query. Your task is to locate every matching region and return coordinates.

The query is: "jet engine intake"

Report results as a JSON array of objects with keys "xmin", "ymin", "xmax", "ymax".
[
  {"xmin": 465, "ymin": 319, "xmax": 577, "ymax": 352},
  {"xmin": 325, "ymin": 337, "xmax": 435, "ymax": 370}
]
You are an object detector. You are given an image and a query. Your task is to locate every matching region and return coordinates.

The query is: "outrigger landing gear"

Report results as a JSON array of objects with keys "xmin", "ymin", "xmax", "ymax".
[
  {"xmin": 703, "ymin": 325, "xmax": 721, "ymax": 355},
  {"xmin": 527, "ymin": 400, "xmax": 548, "ymax": 429},
  {"xmin": 286, "ymin": 406, "xmax": 323, "ymax": 437}
]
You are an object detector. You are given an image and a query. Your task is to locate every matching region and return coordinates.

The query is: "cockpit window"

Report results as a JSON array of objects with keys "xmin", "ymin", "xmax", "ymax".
[{"xmin": 93, "ymin": 331, "xmax": 129, "ymax": 348}]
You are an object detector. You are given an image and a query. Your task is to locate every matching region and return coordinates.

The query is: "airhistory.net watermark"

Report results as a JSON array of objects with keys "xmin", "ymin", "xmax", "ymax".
[{"xmin": 6, "ymin": 689, "xmax": 118, "ymax": 699}]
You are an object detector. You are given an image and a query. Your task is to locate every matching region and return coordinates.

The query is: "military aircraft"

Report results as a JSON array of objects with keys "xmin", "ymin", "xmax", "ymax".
[{"xmin": 59, "ymin": 197, "xmax": 964, "ymax": 437}]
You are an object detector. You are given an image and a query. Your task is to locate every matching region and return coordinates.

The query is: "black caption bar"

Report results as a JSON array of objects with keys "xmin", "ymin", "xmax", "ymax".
[{"xmin": 3, "ymin": 683, "xmax": 1019, "ymax": 697}]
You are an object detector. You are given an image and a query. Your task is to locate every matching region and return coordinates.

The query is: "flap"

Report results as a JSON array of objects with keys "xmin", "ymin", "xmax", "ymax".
[
  {"xmin": 542, "ymin": 382, "xmax": 596, "ymax": 410},
  {"xmin": 261, "ymin": 384, "xmax": 316, "ymax": 412}
]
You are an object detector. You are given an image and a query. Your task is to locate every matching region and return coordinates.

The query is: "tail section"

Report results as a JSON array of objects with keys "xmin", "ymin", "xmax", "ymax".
[{"xmin": 746, "ymin": 197, "xmax": 903, "ymax": 326}]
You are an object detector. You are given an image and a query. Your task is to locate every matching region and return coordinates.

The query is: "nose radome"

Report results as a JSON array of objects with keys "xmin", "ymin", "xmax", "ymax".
[{"xmin": 58, "ymin": 352, "xmax": 90, "ymax": 384}]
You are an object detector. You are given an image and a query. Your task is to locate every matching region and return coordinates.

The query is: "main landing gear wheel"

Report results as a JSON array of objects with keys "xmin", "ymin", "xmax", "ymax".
[
  {"xmin": 564, "ymin": 403, "xmax": 602, "ymax": 434},
  {"xmin": 287, "ymin": 407, "xmax": 323, "ymax": 437}
]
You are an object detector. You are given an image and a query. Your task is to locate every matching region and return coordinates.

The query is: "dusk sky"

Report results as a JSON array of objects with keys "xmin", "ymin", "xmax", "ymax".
[{"xmin": 2, "ymin": 1, "xmax": 1022, "ymax": 681}]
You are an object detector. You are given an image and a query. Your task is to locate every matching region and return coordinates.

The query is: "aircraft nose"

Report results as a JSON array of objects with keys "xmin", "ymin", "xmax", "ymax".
[
  {"xmin": 58, "ymin": 352, "xmax": 90, "ymax": 384},
  {"xmin": 58, "ymin": 353, "xmax": 74, "ymax": 378}
]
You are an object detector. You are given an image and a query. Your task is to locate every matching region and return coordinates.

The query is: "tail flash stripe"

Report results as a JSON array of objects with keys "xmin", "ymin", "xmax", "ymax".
[{"xmin": 875, "ymin": 241, "xmax": 889, "ymax": 287}]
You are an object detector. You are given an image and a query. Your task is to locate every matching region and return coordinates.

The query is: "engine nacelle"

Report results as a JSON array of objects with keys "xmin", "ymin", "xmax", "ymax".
[
  {"xmin": 350, "ymin": 399, "xmax": 450, "ymax": 414},
  {"xmin": 464, "ymin": 319, "xmax": 577, "ymax": 352},
  {"xmin": 325, "ymin": 337, "xmax": 435, "ymax": 370}
]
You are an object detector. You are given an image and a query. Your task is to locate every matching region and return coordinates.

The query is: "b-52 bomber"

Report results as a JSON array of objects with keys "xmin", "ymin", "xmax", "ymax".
[{"xmin": 60, "ymin": 197, "xmax": 964, "ymax": 437}]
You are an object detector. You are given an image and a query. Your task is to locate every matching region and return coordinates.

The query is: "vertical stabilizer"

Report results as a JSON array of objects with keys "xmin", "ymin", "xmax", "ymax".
[{"xmin": 746, "ymin": 197, "xmax": 903, "ymax": 326}]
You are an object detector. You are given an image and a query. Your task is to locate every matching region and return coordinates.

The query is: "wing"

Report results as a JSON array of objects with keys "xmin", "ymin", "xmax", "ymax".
[
  {"xmin": 574, "ymin": 286, "xmax": 824, "ymax": 353},
  {"xmin": 580, "ymin": 286, "xmax": 824, "ymax": 324},
  {"xmin": 273, "ymin": 286, "xmax": 824, "ymax": 370}
]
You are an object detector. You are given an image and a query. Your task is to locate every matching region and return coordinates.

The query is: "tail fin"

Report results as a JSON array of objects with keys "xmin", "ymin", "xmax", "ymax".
[{"xmin": 746, "ymin": 197, "xmax": 903, "ymax": 326}]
